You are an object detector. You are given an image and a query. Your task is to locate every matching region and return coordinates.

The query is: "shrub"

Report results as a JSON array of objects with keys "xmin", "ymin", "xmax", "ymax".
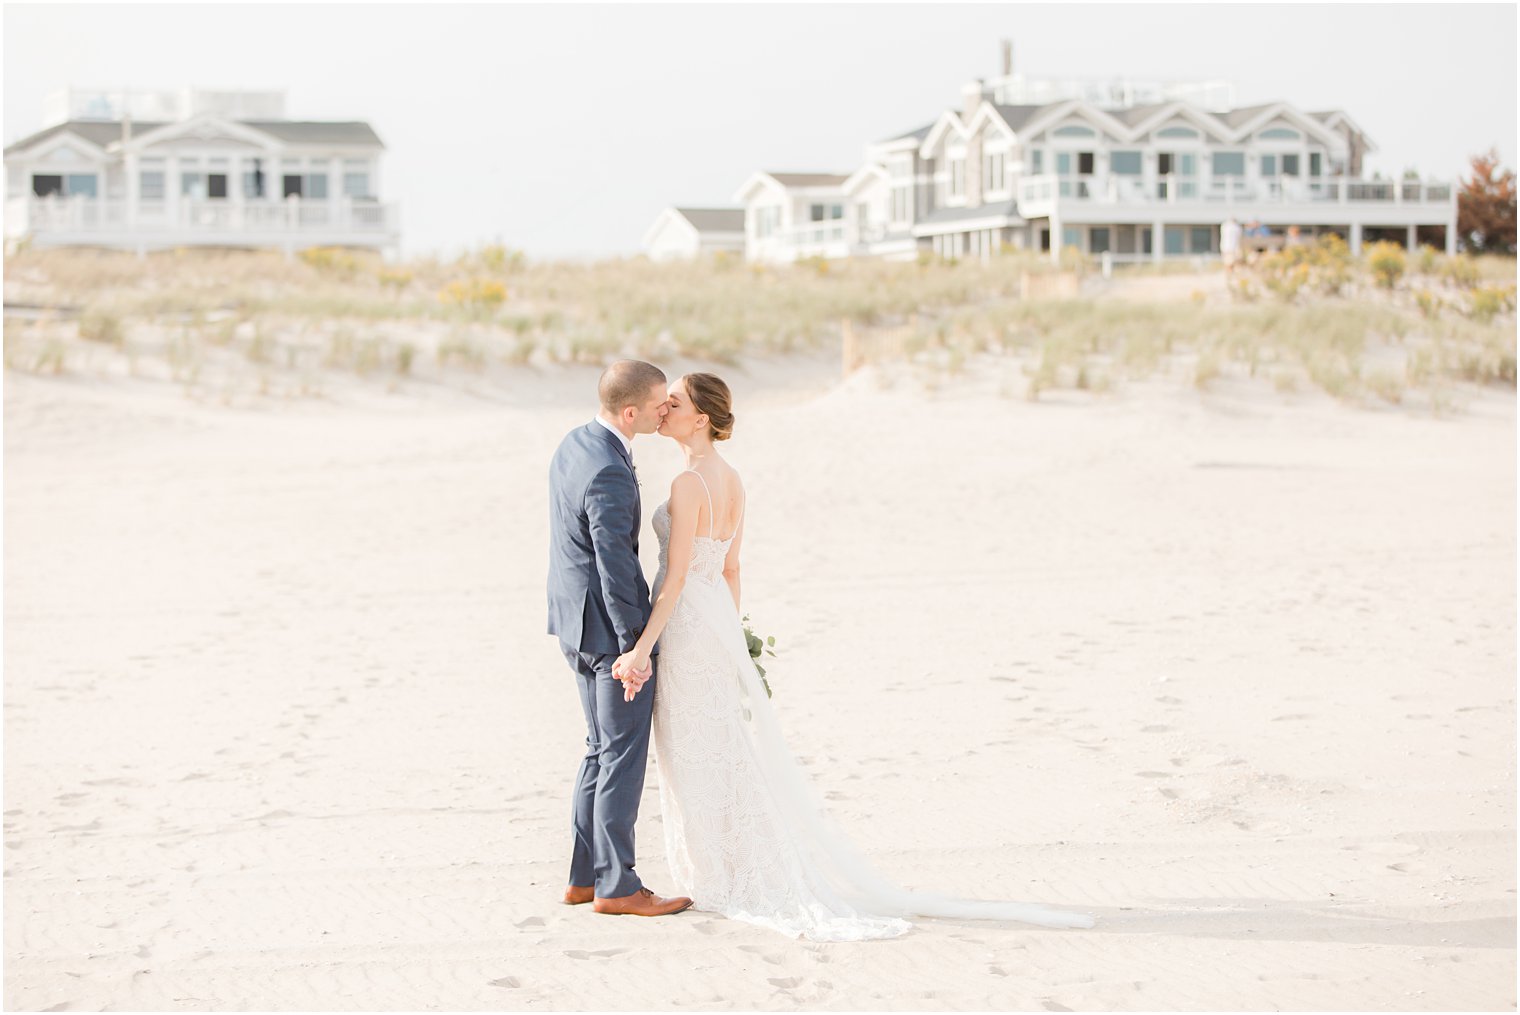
[
  {"xmin": 1365, "ymin": 240, "xmax": 1406, "ymax": 289},
  {"xmin": 439, "ymin": 278, "xmax": 507, "ymax": 312},
  {"xmin": 1440, "ymin": 254, "xmax": 1482, "ymax": 289},
  {"xmin": 299, "ymin": 246, "xmax": 360, "ymax": 275},
  {"xmin": 78, "ymin": 308, "xmax": 124, "ymax": 345},
  {"xmin": 1415, "ymin": 244, "xmax": 1439, "ymax": 275},
  {"xmin": 1468, "ymin": 285, "xmax": 1517, "ymax": 323}
]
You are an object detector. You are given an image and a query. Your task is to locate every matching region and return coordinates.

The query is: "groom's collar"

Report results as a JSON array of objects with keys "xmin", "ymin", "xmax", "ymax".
[{"xmin": 591, "ymin": 414, "xmax": 633, "ymax": 457}]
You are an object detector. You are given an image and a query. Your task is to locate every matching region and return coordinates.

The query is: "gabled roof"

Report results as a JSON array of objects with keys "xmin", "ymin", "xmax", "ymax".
[
  {"xmin": 4, "ymin": 117, "xmax": 384, "ymax": 157},
  {"xmin": 877, "ymin": 121, "xmax": 936, "ymax": 144},
  {"xmin": 1218, "ymin": 103, "xmax": 1278, "ymax": 129},
  {"xmin": 765, "ymin": 172, "xmax": 851, "ymax": 187},
  {"xmin": 988, "ymin": 104, "xmax": 1050, "ymax": 132},
  {"xmin": 3, "ymin": 120, "xmax": 153, "ymax": 156},
  {"xmin": 239, "ymin": 121, "xmax": 384, "ymax": 146},
  {"xmin": 672, "ymin": 207, "xmax": 744, "ymax": 232},
  {"xmin": 1110, "ymin": 103, "xmax": 1171, "ymax": 127}
]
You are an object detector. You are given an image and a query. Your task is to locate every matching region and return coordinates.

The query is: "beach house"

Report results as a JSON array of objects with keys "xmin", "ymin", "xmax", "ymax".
[
  {"xmin": 3, "ymin": 88, "xmax": 399, "ymax": 257},
  {"xmin": 736, "ymin": 53, "xmax": 1458, "ymax": 265},
  {"xmin": 642, "ymin": 207, "xmax": 746, "ymax": 261}
]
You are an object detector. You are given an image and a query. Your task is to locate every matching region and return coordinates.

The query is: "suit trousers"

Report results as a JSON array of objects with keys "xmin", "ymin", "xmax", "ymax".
[{"xmin": 563, "ymin": 644, "xmax": 655, "ymax": 899}]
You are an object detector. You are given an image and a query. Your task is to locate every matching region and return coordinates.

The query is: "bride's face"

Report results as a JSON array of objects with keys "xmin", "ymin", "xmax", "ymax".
[{"xmin": 657, "ymin": 380, "xmax": 707, "ymax": 440}]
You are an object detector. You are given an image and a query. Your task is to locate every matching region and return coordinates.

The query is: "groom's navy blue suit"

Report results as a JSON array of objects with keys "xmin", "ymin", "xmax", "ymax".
[{"xmin": 547, "ymin": 420, "xmax": 655, "ymax": 899}]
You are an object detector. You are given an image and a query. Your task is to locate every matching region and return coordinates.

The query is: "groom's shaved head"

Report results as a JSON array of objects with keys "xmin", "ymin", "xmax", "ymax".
[{"xmin": 599, "ymin": 360, "xmax": 667, "ymax": 413}]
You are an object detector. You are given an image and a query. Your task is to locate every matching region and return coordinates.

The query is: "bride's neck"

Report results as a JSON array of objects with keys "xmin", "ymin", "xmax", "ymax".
[{"xmin": 680, "ymin": 438, "xmax": 716, "ymax": 468}]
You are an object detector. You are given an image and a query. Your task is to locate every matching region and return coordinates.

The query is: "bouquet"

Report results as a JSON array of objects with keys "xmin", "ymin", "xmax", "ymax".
[{"xmin": 741, "ymin": 614, "xmax": 777, "ymax": 698}]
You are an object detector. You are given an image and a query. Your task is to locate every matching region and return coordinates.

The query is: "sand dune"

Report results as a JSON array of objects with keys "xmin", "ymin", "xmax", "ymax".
[{"xmin": 4, "ymin": 358, "xmax": 1514, "ymax": 1010}]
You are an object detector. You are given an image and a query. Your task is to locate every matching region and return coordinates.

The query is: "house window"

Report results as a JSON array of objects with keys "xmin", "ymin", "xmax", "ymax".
[
  {"xmin": 809, "ymin": 203, "xmax": 842, "ymax": 222},
  {"xmin": 1078, "ymin": 152, "xmax": 1094, "ymax": 175},
  {"xmin": 1259, "ymin": 127, "xmax": 1300, "ymax": 140},
  {"xmin": 1190, "ymin": 225, "xmax": 1213, "ymax": 252},
  {"xmin": 1282, "ymin": 154, "xmax": 1300, "ymax": 176},
  {"xmin": 1159, "ymin": 153, "xmax": 1197, "ymax": 176},
  {"xmin": 1053, "ymin": 124, "xmax": 1096, "ymax": 138},
  {"xmin": 1212, "ymin": 152, "xmax": 1246, "ymax": 176},
  {"xmin": 1110, "ymin": 151, "xmax": 1142, "ymax": 175},
  {"xmin": 342, "ymin": 158, "xmax": 371, "ymax": 198},
  {"xmin": 32, "ymin": 175, "xmax": 63, "ymax": 197},
  {"xmin": 1030, "ymin": 149, "xmax": 1043, "ymax": 174},
  {"xmin": 982, "ymin": 151, "xmax": 1005, "ymax": 191},
  {"xmin": 1156, "ymin": 126, "xmax": 1198, "ymax": 139},
  {"xmin": 1309, "ymin": 152, "xmax": 1322, "ymax": 176},
  {"xmin": 64, "ymin": 173, "xmax": 97, "ymax": 197},
  {"xmin": 182, "ymin": 172, "xmax": 208, "ymax": 199},
  {"xmin": 307, "ymin": 172, "xmax": 329, "ymax": 200},
  {"xmin": 1056, "ymin": 152, "xmax": 1071, "ymax": 175},
  {"xmin": 1260, "ymin": 154, "xmax": 1278, "ymax": 177},
  {"xmin": 1062, "ymin": 227, "xmax": 1080, "ymax": 248},
  {"xmin": 1090, "ymin": 227, "xmax": 1111, "ymax": 253},
  {"xmin": 139, "ymin": 171, "xmax": 165, "ymax": 200},
  {"xmin": 949, "ymin": 158, "xmax": 965, "ymax": 198},
  {"xmin": 1164, "ymin": 226, "xmax": 1185, "ymax": 254}
]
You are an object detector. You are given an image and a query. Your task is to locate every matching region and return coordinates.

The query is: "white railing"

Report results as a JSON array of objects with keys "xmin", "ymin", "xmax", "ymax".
[
  {"xmin": 1012, "ymin": 173, "xmax": 1456, "ymax": 209},
  {"xmin": 17, "ymin": 196, "xmax": 399, "ymax": 235},
  {"xmin": 790, "ymin": 221, "xmax": 846, "ymax": 246}
]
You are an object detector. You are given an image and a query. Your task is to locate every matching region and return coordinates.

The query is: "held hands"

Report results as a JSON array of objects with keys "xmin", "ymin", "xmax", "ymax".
[{"xmin": 613, "ymin": 651, "xmax": 652, "ymax": 703}]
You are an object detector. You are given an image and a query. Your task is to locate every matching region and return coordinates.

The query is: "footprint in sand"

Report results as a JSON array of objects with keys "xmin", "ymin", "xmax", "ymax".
[
  {"xmin": 489, "ymin": 976, "xmax": 521, "ymax": 989},
  {"xmin": 740, "ymin": 944, "xmax": 785, "ymax": 965},
  {"xmin": 564, "ymin": 948, "xmax": 627, "ymax": 960}
]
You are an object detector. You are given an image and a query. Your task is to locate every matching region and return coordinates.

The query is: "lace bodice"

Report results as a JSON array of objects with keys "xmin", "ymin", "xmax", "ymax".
[
  {"xmin": 653, "ymin": 500, "xmax": 733, "ymax": 587},
  {"xmin": 653, "ymin": 469, "xmax": 740, "ymax": 591}
]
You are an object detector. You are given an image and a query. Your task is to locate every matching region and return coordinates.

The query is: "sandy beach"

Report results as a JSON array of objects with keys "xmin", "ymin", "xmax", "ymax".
[{"xmin": 4, "ymin": 354, "xmax": 1514, "ymax": 1010}]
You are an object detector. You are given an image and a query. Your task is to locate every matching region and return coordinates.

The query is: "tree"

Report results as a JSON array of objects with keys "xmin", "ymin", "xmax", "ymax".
[{"xmin": 1457, "ymin": 149, "xmax": 1517, "ymax": 255}]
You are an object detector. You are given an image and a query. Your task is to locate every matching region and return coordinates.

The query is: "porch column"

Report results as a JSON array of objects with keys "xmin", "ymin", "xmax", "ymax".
[
  {"xmin": 328, "ymin": 155, "xmax": 342, "ymax": 228},
  {"xmin": 1405, "ymin": 223, "xmax": 1417, "ymax": 251},
  {"xmin": 1349, "ymin": 222, "xmax": 1363, "ymax": 256},
  {"xmin": 1050, "ymin": 212, "xmax": 1061, "ymax": 265},
  {"xmin": 1152, "ymin": 218, "xmax": 1164, "ymax": 264},
  {"xmin": 166, "ymin": 154, "xmax": 181, "ymax": 228},
  {"xmin": 1446, "ymin": 208, "xmax": 1458, "ymax": 255},
  {"xmin": 124, "ymin": 151, "xmax": 138, "ymax": 229},
  {"xmin": 229, "ymin": 153, "xmax": 244, "ymax": 228}
]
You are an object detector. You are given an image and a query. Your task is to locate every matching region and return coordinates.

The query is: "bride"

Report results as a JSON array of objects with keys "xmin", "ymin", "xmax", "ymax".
[{"xmin": 611, "ymin": 373, "xmax": 1096, "ymax": 941}]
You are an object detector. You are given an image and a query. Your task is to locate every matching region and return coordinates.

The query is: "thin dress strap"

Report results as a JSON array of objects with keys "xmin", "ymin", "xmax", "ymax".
[{"xmin": 685, "ymin": 469, "xmax": 715, "ymax": 538}]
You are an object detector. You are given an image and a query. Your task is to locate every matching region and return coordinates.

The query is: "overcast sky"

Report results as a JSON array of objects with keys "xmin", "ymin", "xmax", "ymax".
[{"xmin": 5, "ymin": 3, "xmax": 1516, "ymax": 260}]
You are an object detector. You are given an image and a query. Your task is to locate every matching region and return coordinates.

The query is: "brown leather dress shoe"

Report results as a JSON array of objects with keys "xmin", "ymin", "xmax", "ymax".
[
  {"xmin": 562, "ymin": 885, "xmax": 594, "ymax": 905},
  {"xmin": 592, "ymin": 886, "xmax": 694, "ymax": 917}
]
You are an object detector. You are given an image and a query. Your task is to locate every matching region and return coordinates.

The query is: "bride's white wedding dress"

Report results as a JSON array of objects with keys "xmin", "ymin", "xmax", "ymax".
[{"xmin": 649, "ymin": 471, "xmax": 1096, "ymax": 941}]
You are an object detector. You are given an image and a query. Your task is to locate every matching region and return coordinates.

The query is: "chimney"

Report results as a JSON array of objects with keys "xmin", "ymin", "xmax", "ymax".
[
  {"xmin": 1001, "ymin": 39, "xmax": 1012, "ymax": 77},
  {"xmin": 961, "ymin": 79, "xmax": 984, "ymax": 123}
]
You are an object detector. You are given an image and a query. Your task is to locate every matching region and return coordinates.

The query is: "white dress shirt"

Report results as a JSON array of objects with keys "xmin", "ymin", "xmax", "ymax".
[{"xmin": 593, "ymin": 415, "xmax": 633, "ymax": 458}]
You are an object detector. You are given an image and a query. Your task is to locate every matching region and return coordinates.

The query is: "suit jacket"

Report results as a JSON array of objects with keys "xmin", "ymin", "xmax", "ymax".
[{"xmin": 546, "ymin": 421, "xmax": 653, "ymax": 656}]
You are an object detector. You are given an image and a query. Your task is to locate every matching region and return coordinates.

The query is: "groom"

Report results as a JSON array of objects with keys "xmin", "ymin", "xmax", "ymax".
[{"xmin": 546, "ymin": 360, "xmax": 693, "ymax": 918}]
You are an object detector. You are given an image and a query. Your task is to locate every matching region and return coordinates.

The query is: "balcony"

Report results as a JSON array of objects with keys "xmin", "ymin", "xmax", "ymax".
[
  {"xmin": 1013, "ymin": 173, "xmax": 1456, "ymax": 226},
  {"xmin": 5, "ymin": 195, "xmax": 401, "ymax": 251}
]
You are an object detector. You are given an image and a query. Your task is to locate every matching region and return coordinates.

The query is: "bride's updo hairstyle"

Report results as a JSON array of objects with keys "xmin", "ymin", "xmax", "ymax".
[{"xmin": 682, "ymin": 372, "xmax": 735, "ymax": 442}]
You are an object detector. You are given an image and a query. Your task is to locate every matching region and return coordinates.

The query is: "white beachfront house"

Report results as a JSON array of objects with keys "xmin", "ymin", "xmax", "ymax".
[
  {"xmin": 642, "ymin": 206, "xmax": 746, "ymax": 261},
  {"xmin": 3, "ymin": 88, "xmax": 399, "ymax": 257},
  {"xmin": 733, "ymin": 172, "xmax": 853, "ymax": 265},
  {"xmin": 740, "ymin": 74, "xmax": 1457, "ymax": 265}
]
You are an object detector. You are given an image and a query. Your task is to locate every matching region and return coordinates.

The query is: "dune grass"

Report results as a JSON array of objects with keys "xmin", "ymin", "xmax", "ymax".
[{"xmin": 2, "ymin": 244, "xmax": 1514, "ymax": 411}]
